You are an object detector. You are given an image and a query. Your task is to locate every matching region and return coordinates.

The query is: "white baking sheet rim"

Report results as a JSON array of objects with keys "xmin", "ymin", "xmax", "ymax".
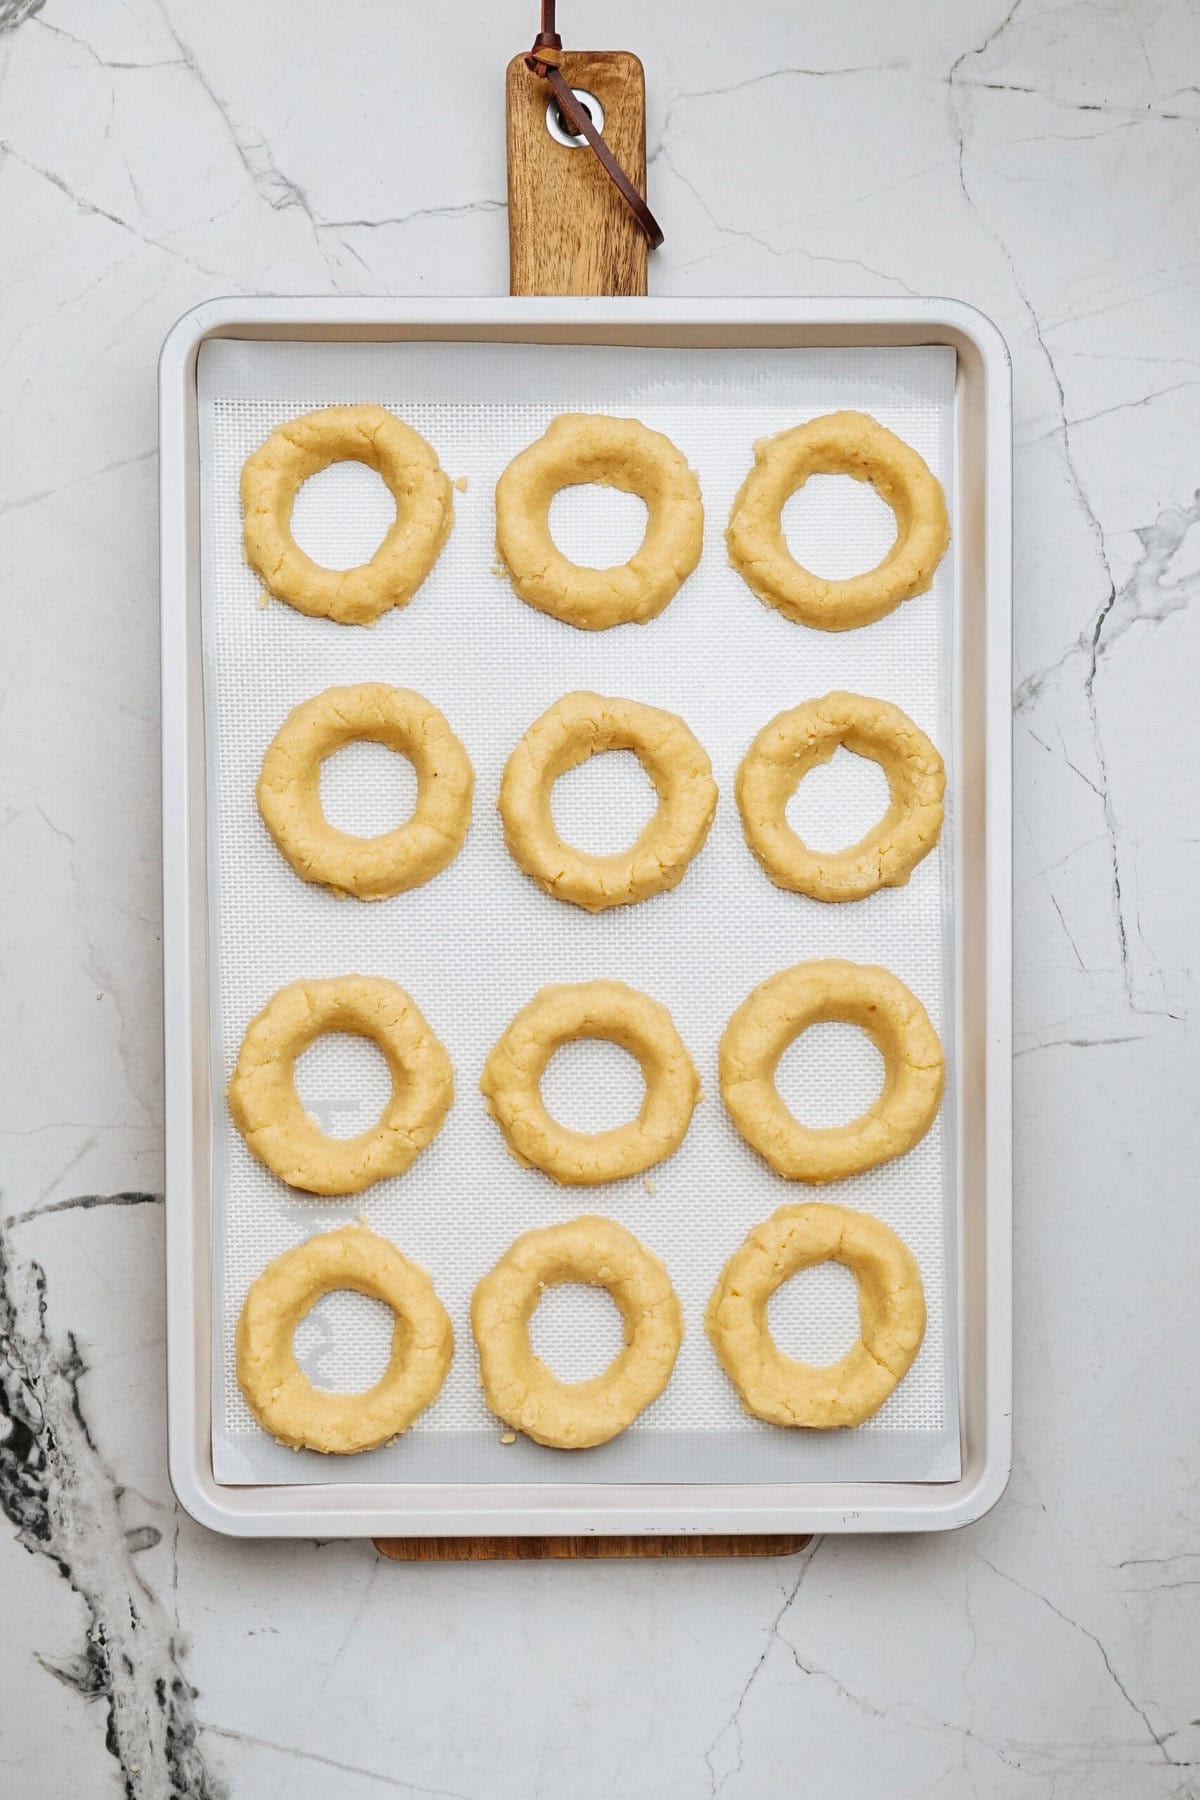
[{"xmin": 198, "ymin": 338, "xmax": 961, "ymax": 1487}]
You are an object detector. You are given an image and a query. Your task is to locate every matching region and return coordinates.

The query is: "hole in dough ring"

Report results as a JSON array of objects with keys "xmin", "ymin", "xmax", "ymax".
[
  {"xmin": 719, "ymin": 960, "xmax": 944, "ymax": 1182},
  {"xmin": 499, "ymin": 691, "xmax": 717, "ymax": 912},
  {"xmin": 236, "ymin": 1225, "xmax": 454, "ymax": 1453},
  {"xmin": 726, "ymin": 410, "xmax": 950, "ymax": 631},
  {"xmin": 481, "ymin": 980, "xmax": 699, "ymax": 1185},
  {"xmin": 736, "ymin": 691, "xmax": 945, "ymax": 902},
  {"xmin": 471, "ymin": 1216, "xmax": 684, "ymax": 1448},
  {"xmin": 494, "ymin": 414, "xmax": 704, "ymax": 630},
  {"xmin": 241, "ymin": 403, "xmax": 452, "ymax": 625},
  {"xmin": 706, "ymin": 1202, "xmax": 926, "ymax": 1428},
  {"xmin": 257, "ymin": 683, "xmax": 474, "ymax": 900},
  {"xmin": 228, "ymin": 975, "xmax": 454, "ymax": 1196}
]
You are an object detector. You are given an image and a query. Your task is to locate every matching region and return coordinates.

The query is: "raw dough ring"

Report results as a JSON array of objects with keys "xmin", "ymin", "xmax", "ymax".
[
  {"xmin": 228, "ymin": 976, "xmax": 454, "ymax": 1196},
  {"xmin": 494, "ymin": 414, "xmax": 704, "ymax": 630},
  {"xmin": 498, "ymin": 691, "xmax": 717, "ymax": 912},
  {"xmin": 236, "ymin": 1225, "xmax": 453, "ymax": 1453},
  {"xmin": 481, "ymin": 980, "xmax": 699, "ymax": 1185},
  {"xmin": 736, "ymin": 692, "xmax": 944, "ymax": 902},
  {"xmin": 706, "ymin": 1203, "xmax": 925, "ymax": 1428},
  {"xmin": 471, "ymin": 1216, "xmax": 683, "ymax": 1447},
  {"xmin": 726, "ymin": 410, "xmax": 950, "ymax": 631},
  {"xmin": 257, "ymin": 683, "xmax": 474, "ymax": 900},
  {"xmin": 719, "ymin": 960, "xmax": 944, "ymax": 1182},
  {"xmin": 241, "ymin": 403, "xmax": 452, "ymax": 625}
]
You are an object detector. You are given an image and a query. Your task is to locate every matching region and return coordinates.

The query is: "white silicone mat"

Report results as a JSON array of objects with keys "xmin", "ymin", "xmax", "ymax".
[{"xmin": 198, "ymin": 339, "xmax": 961, "ymax": 1486}]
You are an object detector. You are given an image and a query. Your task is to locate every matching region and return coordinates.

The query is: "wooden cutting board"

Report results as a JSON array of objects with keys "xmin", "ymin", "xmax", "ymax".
[
  {"xmin": 373, "ymin": 43, "xmax": 808, "ymax": 1565},
  {"xmin": 375, "ymin": 1534, "xmax": 810, "ymax": 1562},
  {"xmin": 506, "ymin": 49, "xmax": 649, "ymax": 296}
]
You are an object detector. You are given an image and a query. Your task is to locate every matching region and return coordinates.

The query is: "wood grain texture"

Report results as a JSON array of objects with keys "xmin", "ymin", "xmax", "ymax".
[
  {"xmin": 373, "ymin": 1534, "xmax": 813, "ymax": 1562},
  {"xmin": 507, "ymin": 51, "xmax": 649, "ymax": 297}
]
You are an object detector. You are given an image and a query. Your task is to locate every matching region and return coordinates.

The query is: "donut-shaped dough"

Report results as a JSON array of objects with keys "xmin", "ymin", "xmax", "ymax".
[
  {"xmin": 498, "ymin": 691, "xmax": 717, "ymax": 912},
  {"xmin": 228, "ymin": 976, "xmax": 453, "ymax": 1196},
  {"xmin": 241, "ymin": 404, "xmax": 452, "ymax": 625},
  {"xmin": 494, "ymin": 414, "xmax": 703, "ymax": 630},
  {"xmin": 736, "ymin": 692, "xmax": 944, "ymax": 902},
  {"xmin": 719, "ymin": 960, "xmax": 943, "ymax": 1182},
  {"xmin": 481, "ymin": 980, "xmax": 699, "ymax": 1185},
  {"xmin": 726, "ymin": 411, "xmax": 950, "ymax": 631},
  {"xmin": 236, "ymin": 1225, "xmax": 453, "ymax": 1453},
  {"xmin": 257, "ymin": 684, "xmax": 473, "ymax": 900},
  {"xmin": 706, "ymin": 1203, "xmax": 925, "ymax": 1428},
  {"xmin": 471, "ymin": 1216, "xmax": 683, "ymax": 1447}
]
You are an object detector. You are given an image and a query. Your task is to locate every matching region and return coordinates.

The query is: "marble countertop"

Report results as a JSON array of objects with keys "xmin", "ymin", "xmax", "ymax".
[{"xmin": 2, "ymin": 0, "xmax": 1197, "ymax": 1794}]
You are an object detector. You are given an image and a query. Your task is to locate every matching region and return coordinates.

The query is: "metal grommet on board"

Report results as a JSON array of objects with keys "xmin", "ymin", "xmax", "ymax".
[{"xmin": 545, "ymin": 88, "xmax": 604, "ymax": 145}]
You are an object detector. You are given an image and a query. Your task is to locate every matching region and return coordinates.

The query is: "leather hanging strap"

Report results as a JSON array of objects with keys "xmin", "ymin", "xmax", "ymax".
[{"xmin": 525, "ymin": 3, "xmax": 664, "ymax": 249}]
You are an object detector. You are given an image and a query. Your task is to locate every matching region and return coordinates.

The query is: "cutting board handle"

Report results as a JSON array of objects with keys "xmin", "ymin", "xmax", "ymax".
[{"xmin": 507, "ymin": 44, "xmax": 655, "ymax": 296}]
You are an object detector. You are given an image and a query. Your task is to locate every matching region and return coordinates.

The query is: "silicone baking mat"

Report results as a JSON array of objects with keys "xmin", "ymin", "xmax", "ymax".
[{"xmin": 198, "ymin": 339, "xmax": 961, "ymax": 1486}]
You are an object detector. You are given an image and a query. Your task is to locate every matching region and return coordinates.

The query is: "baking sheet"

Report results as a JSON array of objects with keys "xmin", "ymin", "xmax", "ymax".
[{"xmin": 198, "ymin": 339, "xmax": 961, "ymax": 1486}]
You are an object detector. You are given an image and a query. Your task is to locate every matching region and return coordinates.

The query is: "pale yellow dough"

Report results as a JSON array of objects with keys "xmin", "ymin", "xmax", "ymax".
[
  {"xmin": 726, "ymin": 410, "xmax": 950, "ymax": 631},
  {"xmin": 228, "ymin": 976, "xmax": 453, "ymax": 1196},
  {"xmin": 706, "ymin": 1203, "xmax": 926, "ymax": 1428},
  {"xmin": 236, "ymin": 1225, "xmax": 453, "ymax": 1453},
  {"xmin": 257, "ymin": 683, "xmax": 474, "ymax": 900},
  {"xmin": 481, "ymin": 980, "xmax": 699, "ymax": 1185},
  {"xmin": 471, "ymin": 1216, "xmax": 683, "ymax": 1447},
  {"xmin": 241, "ymin": 404, "xmax": 452, "ymax": 625},
  {"xmin": 498, "ymin": 691, "xmax": 717, "ymax": 912},
  {"xmin": 719, "ymin": 960, "xmax": 944, "ymax": 1182},
  {"xmin": 494, "ymin": 414, "xmax": 704, "ymax": 630},
  {"xmin": 736, "ymin": 692, "xmax": 944, "ymax": 902}
]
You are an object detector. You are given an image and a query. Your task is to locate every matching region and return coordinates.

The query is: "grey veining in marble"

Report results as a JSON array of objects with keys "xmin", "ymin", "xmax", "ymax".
[
  {"xmin": 1, "ymin": 1203, "xmax": 223, "ymax": 1798},
  {"xmin": 0, "ymin": 0, "xmax": 1197, "ymax": 1794}
]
